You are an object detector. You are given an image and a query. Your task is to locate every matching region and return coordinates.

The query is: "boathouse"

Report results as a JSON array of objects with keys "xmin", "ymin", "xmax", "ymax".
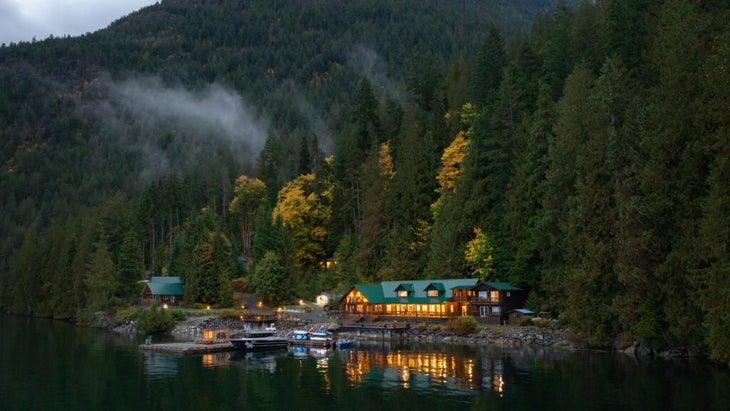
[
  {"xmin": 339, "ymin": 278, "xmax": 526, "ymax": 324},
  {"xmin": 140, "ymin": 276, "xmax": 185, "ymax": 306}
]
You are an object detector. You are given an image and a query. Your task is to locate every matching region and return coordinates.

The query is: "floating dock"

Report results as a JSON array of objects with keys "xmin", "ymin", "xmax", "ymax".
[{"xmin": 139, "ymin": 342, "xmax": 234, "ymax": 355}]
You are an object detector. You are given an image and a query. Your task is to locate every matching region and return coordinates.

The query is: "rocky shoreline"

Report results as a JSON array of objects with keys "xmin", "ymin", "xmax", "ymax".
[
  {"xmin": 402, "ymin": 325, "xmax": 576, "ymax": 350},
  {"xmin": 99, "ymin": 311, "xmax": 703, "ymax": 362}
]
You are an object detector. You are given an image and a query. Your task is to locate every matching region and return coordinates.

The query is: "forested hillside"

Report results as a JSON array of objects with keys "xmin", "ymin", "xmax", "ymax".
[{"xmin": 1, "ymin": 0, "xmax": 729, "ymax": 362}]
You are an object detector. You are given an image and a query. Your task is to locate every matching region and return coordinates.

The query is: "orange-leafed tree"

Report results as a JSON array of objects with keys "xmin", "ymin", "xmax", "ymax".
[{"xmin": 272, "ymin": 173, "xmax": 332, "ymax": 270}]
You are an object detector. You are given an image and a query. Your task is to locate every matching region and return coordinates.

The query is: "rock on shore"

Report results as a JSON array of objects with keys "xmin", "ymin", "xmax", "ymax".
[{"xmin": 404, "ymin": 325, "xmax": 576, "ymax": 349}]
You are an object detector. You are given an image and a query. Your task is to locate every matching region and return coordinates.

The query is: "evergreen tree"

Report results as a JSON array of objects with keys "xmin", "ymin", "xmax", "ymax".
[
  {"xmin": 256, "ymin": 135, "xmax": 284, "ymax": 206},
  {"xmin": 503, "ymin": 81, "xmax": 554, "ymax": 291},
  {"xmin": 117, "ymin": 226, "xmax": 144, "ymax": 302},
  {"xmin": 84, "ymin": 238, "xmax": 117, "ymax": 311},
  {"xmin": 470, "ymin": 25, "xmax": 506, "ymax": 107},
  {"xmin": 356, "ymin": 142, "xmax": 393, "ymax": 275},
  {"xmin": 250, "ymin": 251, "xmax": 290, "ymax": 306},
  {"xmin": 697, "ymin": 3, "xmax": 730, "ymax": 362}
]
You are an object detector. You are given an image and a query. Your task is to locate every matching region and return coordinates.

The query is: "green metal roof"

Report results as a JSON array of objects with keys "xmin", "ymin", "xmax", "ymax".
[
  {"xmin": 483, "ymin": 281, "xmax": 522, "ymax": 291},
  {"xmin": 352, "ymin": 284, "xmax": 385, "ymax": 303},
  {"xmin": 145, "ymin": 276, "xmax": 184, "ymax": 296},
  {"xmin": 342, "ymin": 278, "xmax": 524, "ymax": 306},
  {"xmin": 346, "ymin": 278, "xmax": 479, "ymax": 305}
]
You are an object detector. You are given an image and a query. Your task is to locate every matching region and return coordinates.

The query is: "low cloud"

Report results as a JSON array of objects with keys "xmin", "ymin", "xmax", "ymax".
[
  {"xmin": 347, "ymin": 44, "xmax": 403, "ymax": 102},
  {"xmin": 91, "ymin": 75, "xmax": 269, "ymax": 181},
  {"xmin": 275, "ymin": 80, "xmax": 334, "ymax": 155}
]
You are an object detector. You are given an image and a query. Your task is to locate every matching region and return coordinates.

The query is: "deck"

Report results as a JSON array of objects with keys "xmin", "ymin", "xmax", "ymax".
[{"xmin": 139, "ymin": 342, "xmax": 234, "ymax": 355}]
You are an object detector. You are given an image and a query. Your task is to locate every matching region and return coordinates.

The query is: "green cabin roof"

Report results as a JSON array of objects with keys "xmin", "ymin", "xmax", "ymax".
[
  {"xmin": 342, "ymin": 278, "xmax": 523, "ymax": 305},
  {"xmin": 346, "ymin": 278, "xmax": 480, "ymax": 305},
  {"xmin": 426, "ymin": 282, "xmax": 445, "ymax": 291},
  {"xmin": 145, "ymin": 276, "xmax": 184, "ymax": 296},
  {"xmin": 483, "ymin": 281, "xmax": 522, "ymax": 291}
]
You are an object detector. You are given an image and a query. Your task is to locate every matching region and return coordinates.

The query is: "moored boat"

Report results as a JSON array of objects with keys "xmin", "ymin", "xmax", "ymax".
[
  {"xmin": 290, "ymin": 329, "xmax": 335, "ymax": 348},
  {"xmin": 230, "ymin": 327, "xmax": 288, "ymax": 352}
]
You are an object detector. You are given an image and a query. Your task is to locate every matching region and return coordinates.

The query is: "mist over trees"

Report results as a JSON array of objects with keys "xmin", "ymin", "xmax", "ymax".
[{"xmin": 1, "ymin": 0, "xmax": 729, "ymax": 362}]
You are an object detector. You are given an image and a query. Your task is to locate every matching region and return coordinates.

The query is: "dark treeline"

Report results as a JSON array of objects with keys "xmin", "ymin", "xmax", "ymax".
[{"xmin": 1, "ymin": 0, "xmax": 729, "ymax": 362}]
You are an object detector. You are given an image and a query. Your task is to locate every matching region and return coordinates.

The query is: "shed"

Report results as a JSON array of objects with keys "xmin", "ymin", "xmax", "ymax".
[
  {"xmin": 507, "ymin": 308, "xmax": 534, "ymax": 325},
  {"xmin": 140, "ymin": 276, "xmax": 184, "ymax": 306}
]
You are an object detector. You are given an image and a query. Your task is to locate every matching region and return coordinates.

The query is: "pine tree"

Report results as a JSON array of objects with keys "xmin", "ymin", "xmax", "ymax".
[
  {"xmin": 117, "ymin": 226, "xmax": 144, "ymax": 302},
  {"xmin": 470, "ymin": 25, "xmax": 506, "ymax": 107},
  {"xmin": 84, "ymin": 238, "xmax": 117, "ymax": 311}
]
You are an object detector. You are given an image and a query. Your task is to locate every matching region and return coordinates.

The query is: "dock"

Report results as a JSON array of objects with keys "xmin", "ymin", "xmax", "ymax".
[
  {"xmin": 139, "ymin": 342, "xmax": 235, "ymax": 355},
  {"xmin": 337, "ymin": 322, "xmax": 410, "ymax": 340}
]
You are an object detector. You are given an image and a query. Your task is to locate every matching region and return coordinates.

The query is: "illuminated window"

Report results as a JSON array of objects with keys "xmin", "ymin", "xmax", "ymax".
[
  {"xmin": 427, "ymin": 289, "xmax": 439, "ymax": 297},
  {"xmin": 397, "ymin": 290, "xmax": 408, "ymax": 297},
  {"xmin": 490, "ymin": 290, "xmax": 499, "ymax": 301}
]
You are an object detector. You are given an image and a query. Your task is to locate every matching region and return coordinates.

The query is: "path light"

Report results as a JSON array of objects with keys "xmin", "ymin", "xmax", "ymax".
[{"xmin": 163, "ymin": 304, "xmax": 168, "ymax": 309}]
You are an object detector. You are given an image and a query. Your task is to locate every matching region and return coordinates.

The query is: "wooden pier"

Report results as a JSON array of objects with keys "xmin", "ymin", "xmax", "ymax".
[
  {"xmin": 337, "ymin": 322, "xmax": 410, "ymax": 340},
  {"xmin": 139, "ymin": 342, "xmax": 234, "ymax": 355}
]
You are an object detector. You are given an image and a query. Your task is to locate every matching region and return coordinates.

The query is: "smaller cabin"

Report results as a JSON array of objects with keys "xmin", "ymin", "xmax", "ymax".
[
  {"xmin": 507, "ymin": 308, "xmax": 534, "ymax": 325},
  {"xmin": 140, "ymin": 276, "xmax": 184, "ymax": 306}
]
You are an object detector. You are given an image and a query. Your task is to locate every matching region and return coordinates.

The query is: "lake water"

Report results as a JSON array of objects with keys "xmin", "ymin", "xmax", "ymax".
[{"xmin": 1, "ymin": 314, "xmax": 728, "ymax": 411}]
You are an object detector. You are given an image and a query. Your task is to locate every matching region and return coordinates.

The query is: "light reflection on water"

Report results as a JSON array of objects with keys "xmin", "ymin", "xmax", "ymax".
[
  {"xmin": 340, "ymin": 345, "xmax": 495, "ymax": 395},
  {"xmin": 5, "ymin": 314, "xmax": 729, "ymax": 411}
]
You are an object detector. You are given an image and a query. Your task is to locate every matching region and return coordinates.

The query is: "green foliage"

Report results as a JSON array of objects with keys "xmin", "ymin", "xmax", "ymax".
[
  {"xmin": 250, "ymin": 251, "xmax": 290, "ymax": 306},
  {"xmin": 229, "ymin": 176, "xmax": 267, "ymax": 258},
  {"xmin": 168, "ymin": 308, "xmax": 187, "ymax": 322},
  {"xmin": 115, "ymin": 306, "xmax": 138, "ymax": 322},
  {"xmin": 465, "ymin": 228, "xmax": 498, "ymax": 281},
  {"xmin": 84, "ymin": 239, "xmax": 117, "ymax": 311},
  {"xmin": 135, "ymin": 306, "xmax": 176, "ymax": 335},
  {"xmin": 447, "ymin": 316, "xmax": 478, "ymax": 335},
  {"xmin": 219, "ymin": 309, "xmax": 242, "ymax": 320}
]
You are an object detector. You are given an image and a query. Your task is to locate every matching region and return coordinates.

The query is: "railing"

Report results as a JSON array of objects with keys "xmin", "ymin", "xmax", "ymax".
[
  {"xmin": 467, "ymin": 297, "xmax": 500, "ymax": 304},
  {"xmin": 450, "ymin": 296, "xmax": 499, "ymax": 304}
]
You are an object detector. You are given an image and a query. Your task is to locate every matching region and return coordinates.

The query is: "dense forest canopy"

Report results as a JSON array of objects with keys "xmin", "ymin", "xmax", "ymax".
[{"xmin": 1, "ymin": 0, "xmax": 729, "ymax": 362}]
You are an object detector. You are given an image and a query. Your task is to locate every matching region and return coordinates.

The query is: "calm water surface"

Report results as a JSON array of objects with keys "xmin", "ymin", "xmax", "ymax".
[{"xmin": 1, "ymin": 314, "xmax": 728, "ymax": 411}]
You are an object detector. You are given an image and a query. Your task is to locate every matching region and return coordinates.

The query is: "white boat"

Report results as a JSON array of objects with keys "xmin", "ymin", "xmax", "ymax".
[
  {"xmin": 230, "ymin": 326, "xmax": 288, "ymax": 352},
  {"xmin": 290, "ymin": 329, "xmax": 335, "ymax": 348}
]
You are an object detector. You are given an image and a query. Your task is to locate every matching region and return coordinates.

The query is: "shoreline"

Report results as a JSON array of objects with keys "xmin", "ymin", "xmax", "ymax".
[{"xmin": 73, "ymin": 311, "xmax": 717, "ymax": 364}]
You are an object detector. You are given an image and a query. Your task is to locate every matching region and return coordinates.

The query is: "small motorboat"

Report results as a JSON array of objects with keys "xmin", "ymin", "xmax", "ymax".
[
  {"xmin": 290, "ymin": 329, "xmax": 334, "ymax": 348},
  {"xmin": 230, "ymin": 326, "xmax": 288, "ymax": 352}
]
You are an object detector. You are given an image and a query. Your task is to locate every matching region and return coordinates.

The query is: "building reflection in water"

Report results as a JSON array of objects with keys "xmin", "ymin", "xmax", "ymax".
[
  {"xmin": 481, "ymin": 357, "xmax": 505, "ymax": 396},
  {"xmin": 227, "ymin": 351, "xmax": 285, "ymax": 373},
  {"xmin": 342, "ymin": 348, "xmax": 507, "ymax": 393}
]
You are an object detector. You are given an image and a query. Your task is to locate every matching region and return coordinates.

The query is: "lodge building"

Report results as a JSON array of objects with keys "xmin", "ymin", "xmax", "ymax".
[{"xmin": 339, "ymin": 278, "xmax": 527, "ymax": 325}]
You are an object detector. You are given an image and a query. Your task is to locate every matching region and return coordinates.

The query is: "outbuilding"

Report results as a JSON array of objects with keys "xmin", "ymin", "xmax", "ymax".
[
  {"xmin": 140, "ymin": 276, "xmax": 184, "ymax": 306},
  {"xmin": 507, "ymin": 308, "xmax": 534, "ymax": 325}
]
